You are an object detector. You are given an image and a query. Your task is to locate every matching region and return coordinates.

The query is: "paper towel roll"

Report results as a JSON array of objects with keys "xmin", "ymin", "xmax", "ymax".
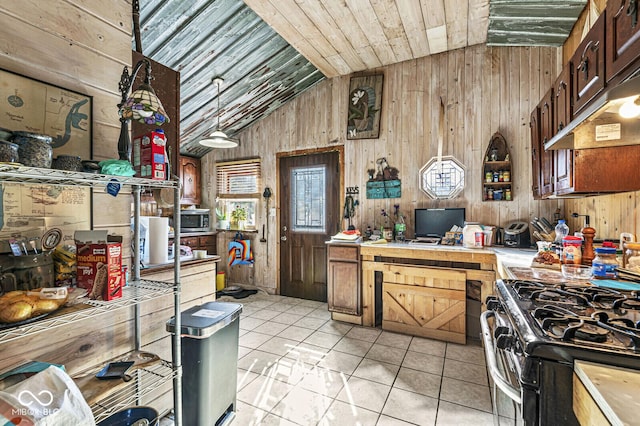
[{"xmin": 148, "ymin": 217, "xmax": 169, "ymax": 264}]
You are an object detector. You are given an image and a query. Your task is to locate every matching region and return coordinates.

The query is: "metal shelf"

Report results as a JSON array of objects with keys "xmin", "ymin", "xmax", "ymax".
[
  {"xmin": 91, "ymin": 359, "xmax": 177, "ymax": 423},
  {"xmin": 0, "ymin": 280, "xmax": 174, "ymax": 345},
  {"xmin": 0, "ymin": 164, "xmax": 178, "ymax": 188}
]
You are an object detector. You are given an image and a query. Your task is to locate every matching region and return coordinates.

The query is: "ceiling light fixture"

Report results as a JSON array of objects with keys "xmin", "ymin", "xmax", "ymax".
[
  {"xmin": 199, "ymin": 77, "xmax": 239, "ymax": 148},
  {"xmin": 619, "ymin": 96, "xmax": 640, "ymax": 119}
]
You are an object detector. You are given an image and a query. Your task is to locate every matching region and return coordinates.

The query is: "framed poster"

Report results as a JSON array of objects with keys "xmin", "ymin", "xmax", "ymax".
[
  {"xmin": 0, "ymin": 68, "xmax": 93, "ymax": 159},
  {"xmin": 347, "ymin": 74, "xmax": 383, "ymax": 140}
]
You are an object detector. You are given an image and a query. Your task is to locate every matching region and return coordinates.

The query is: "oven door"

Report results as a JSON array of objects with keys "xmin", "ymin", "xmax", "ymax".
[{"xmin": 481, "ymin": 309, "xmax": 524, "ymax": 426}]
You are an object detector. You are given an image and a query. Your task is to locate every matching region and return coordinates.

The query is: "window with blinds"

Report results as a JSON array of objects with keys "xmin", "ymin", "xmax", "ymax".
[{"xmin": 216, "ymin": 158, "xmax": 261, "ymax": 197}]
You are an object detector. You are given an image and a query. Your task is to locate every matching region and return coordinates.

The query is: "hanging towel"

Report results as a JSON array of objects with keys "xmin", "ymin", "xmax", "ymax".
[{"xmin": 228, "ymin": 240, "xmax": 254, "ymax": 266}]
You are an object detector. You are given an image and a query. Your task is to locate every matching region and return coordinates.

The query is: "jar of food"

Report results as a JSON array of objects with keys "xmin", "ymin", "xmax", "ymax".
[
  {"xmin": 499, "ymin": 170, "xmax": 504, "ymax": 182},
  {"xmin": 0, "ymin": 140, "xmax": 19, "ymax": 163},
  {"xmin": 487, "ymin": 188, "xmax": 493, "ymax": 200},
  {"xmin": 505, "ymin": 187, "xmax": 512, "ymax": 201},
  {"xmin": 592, "ymin": 247, "xmax": 618, "ymax": 279},
  {"xmin": 503, "ymin": 170, "xmax": 510, "ymax": 182},
  {"xmin": 485, "ymin": 172, "xmax": 493, "ymax": 183},
  {"xmin": 52, "ymin": 155, "xmax": 82, "ymax": 171},
  {"xmin": 11, "ymin": 131, "xmax": 53, "ymax": 168},
  {"xmin": 624, "ymin": 242, "xmax": 640, "ymax": 272},
  {"xmin": 562, "ymin": 236, "xmax": 583, "ymax": 265},
  {"xmin": 493, "ymin": 171, "xmax": 499, "ymax": 182}
]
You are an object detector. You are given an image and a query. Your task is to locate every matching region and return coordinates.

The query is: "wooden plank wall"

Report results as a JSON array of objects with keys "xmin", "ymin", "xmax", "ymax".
[
  {"xmin": 202, "ymin": 44, "xmax": 563, "ymax": 293},
  {"xmin": 0, "ymin": 0, "xmax": 133, "ymax": 246}
]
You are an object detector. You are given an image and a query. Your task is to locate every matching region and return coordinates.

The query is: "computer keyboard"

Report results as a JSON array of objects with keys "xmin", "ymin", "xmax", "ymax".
[{"xmin": 408, "ymin": 237, "xmax": 441, "ymax": 245}]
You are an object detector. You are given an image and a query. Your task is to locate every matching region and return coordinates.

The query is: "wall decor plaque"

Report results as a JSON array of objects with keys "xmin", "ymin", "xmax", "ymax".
[{"xmin": 347, "ymin": 74, "xmax": 383, "ymax": 140}]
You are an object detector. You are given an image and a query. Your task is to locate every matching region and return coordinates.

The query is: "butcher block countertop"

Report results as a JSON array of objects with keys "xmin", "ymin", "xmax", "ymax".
[{"xmin": 574, "ymin": 360, "xmax": 640, "ymax": 426}]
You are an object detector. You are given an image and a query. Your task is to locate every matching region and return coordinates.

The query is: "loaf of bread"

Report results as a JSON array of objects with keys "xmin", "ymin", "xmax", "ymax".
[{"xmin": 0, "ymin": 288, "xmax": 68, "ymax": 323}]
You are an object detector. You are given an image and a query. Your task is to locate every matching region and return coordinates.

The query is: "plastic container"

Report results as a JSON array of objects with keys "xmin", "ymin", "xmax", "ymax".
[
  {"xmin": 11, "ymin": 131, "xmax": 53, "ymax": 168},
  {"xmin": 555, "ymin": 219, "xmax": 570, "ymax": 243},
  {"xmin": 592, "ymin": 247, "xmax": 618, "ymax": 279},
  {"xmin": 216, "ymin": 271, "xmax": 225, "ymax": 291},
  {"xmin": 463, "ymin": 223, "xmax": 483, "ymax": 248},
  {"xmin": 624, "ymin": 242, "xmax": 640, "ymax": 271},
  {"xmin": 562, "ymin": 236, "xmax": 583, "ymax": 265}
]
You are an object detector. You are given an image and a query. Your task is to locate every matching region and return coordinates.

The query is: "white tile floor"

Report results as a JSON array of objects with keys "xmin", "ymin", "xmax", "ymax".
[{"xmin": 213, "ymin": 292, "xmax": 501, "ymax": 426}]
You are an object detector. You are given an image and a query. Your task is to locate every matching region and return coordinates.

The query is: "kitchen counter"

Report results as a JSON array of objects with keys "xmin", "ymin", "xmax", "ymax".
[
  {"xmin": 140, "ymin": 254, "xmax": 220, "ymax": 275},
  {"xmin": 574, "ymin": 360, "xmax": 640, "ymax": 426}
]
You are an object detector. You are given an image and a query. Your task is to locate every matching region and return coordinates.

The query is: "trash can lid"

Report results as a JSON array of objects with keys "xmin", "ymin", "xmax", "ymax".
[{"xmin": 166, "ymin": 301, "xmax": 243, "ymax": 338}]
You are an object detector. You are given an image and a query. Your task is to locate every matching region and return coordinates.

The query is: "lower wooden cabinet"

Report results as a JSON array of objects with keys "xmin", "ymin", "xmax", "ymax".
[
  {"xmin": 171, "ymin": 234, "xmax": 217, "ymax": 255},
  {"xmin": 327, "ymin": 243, "xmax": 360, "ymax": 316},
  {"xmin": 382, "ymin": 264, "xmax": 466, "ymax": 344}
]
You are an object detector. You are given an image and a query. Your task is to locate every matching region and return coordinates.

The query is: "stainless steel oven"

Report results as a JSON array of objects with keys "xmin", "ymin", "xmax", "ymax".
[{"xmin": 482, "ymin": 279, "xmax": 640, "ymax": 425}]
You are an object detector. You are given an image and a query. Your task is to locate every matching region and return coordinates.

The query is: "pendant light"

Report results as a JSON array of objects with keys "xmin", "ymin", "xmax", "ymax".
[{"xmin": 200, "ymin": 77, "xmax": 239, "ymax": 148}]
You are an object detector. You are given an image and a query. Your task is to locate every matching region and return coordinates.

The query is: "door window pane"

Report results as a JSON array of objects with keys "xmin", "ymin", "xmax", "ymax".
[{"xmin": 291, "ymin": 166, "xmax": 326, "ymax": 233}]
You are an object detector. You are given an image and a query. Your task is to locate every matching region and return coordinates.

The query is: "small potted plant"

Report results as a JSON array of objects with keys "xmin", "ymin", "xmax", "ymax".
[
  {"xmin": 230, "ymin": 206, "xmax": 247, "ymax": 230},
  {"xmin": 216, "ymin": 208, "xmax": 229, "ymax": 230}
]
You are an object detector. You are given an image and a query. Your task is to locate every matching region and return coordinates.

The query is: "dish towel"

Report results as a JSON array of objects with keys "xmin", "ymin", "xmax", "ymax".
[{"xmin": 228, "ymin": 240, "xmax": 254, "ymax": 267}]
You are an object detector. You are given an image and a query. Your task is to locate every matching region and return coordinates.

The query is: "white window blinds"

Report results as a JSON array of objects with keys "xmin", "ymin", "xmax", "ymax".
[{"xmin": 216, "ymin": 158, "xmax": 261, "ymax": 197}]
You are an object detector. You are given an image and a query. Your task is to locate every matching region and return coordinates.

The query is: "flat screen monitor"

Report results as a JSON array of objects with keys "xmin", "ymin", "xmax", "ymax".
[{"xmin": 414, "ymin": 208, "xmax": 465, "ymax": 239}]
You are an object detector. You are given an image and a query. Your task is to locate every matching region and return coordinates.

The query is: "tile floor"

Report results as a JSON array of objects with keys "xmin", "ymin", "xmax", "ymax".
[{"xmin": 211, "ymin": 292, "xmax": 505, "ymax": 426}]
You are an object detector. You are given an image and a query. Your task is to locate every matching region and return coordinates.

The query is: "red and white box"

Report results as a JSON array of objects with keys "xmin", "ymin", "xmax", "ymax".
[
  {"xmin": 133, "ymin": 129, "xmax": 167, "ymax": 180},
  {"xmin": 75, "ymin": 231, "xmax": 123, "ymax": 301}
]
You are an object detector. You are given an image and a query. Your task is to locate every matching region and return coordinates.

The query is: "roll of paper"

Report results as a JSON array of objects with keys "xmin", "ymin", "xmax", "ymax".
[{"xmin": 148, "ymin": 217, "xmax": 169, "ymax": 264}]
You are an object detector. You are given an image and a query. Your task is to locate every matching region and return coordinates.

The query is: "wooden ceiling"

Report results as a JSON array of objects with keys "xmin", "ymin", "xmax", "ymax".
[{"xmin": 243, "ymin": 0, "xmax": 491, "ymax": 78}]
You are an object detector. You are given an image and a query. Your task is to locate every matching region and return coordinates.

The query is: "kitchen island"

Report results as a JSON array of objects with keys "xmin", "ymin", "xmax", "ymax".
[{"xmin": 358, "ymin": 243, "xmax": 498, "ymax": 344}]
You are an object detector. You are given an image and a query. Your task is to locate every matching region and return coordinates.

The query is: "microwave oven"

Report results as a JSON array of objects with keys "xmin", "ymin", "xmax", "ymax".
[{"xmin": 180, "ymin": 209, "xmax": 210, "ymax": 232}]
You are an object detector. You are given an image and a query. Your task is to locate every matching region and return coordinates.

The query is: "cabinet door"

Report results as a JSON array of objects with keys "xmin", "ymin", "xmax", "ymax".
[
  {"xmin": 554, "ymin": 64, "xmax": 573, "ymax": 133},
  {"xmin": 382, "ymin": 265, "xmax": 466, "ymax": 344},
  {"xmin": 572, "ymin": 15, "xmax": 605, "ymax": 114},
  {"xmin": 327, "ymin": 245, "xmax": 360, "ymax": 315},
  {"xmin": 539, "ymin": 90, "xmax": 555, "ymax": 197},
  {"xmin": 180, "ymin": 236, "xmax": 199, "ymax": 249},
  {"xmin": 606, "ymin": 0, "xmax": 640, "ymax": 83},
  {"xmin": 554, "ymin": 149, "xmax": 574, "ymax": 194},
  {"xmin": 180, "ymin": 156, "xmax": 201, "ymax": 205},
  {"xmin": 530, "ymin": 107, "xmax": 542, "ymax": 199}
]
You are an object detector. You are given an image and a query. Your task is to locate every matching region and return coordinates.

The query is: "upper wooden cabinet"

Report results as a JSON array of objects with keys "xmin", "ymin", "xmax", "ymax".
[
  {"xmin": 554, "ymin": 64, "xmax": 573, "ymax": 133},
  {"xmin": 606, "ymin": 0, "xmax": 640, "ymax": 83},
  {"xmin": 530, "ymin": 107, "xmax": 542, "ymax": 199},
  {"xmin": 180, "ymin": 156, "xmax": 201, "ymax": 205},
  {"xmin": 572, "ymin": 14, "xmax": 606, "ymax": 114},
  {"xmin": 539, "ymin": 89, "xmax": 555, "ymax": 198}
]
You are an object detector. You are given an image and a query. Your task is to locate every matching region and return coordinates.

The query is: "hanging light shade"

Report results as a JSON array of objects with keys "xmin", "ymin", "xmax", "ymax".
[
  {"xmin": 120, "ymin": 83, "xmax": 169, "ymax": 125},
  {"xmin": 200, "ymin": 77, "xmax": 239, "ymax": 148}
]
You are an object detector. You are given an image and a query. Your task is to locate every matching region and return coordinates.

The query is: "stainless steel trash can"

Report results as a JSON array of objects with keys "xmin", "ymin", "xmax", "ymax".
[{"xmin": 167, "ymin": 301, "xmax": 242, "ymax": 426}]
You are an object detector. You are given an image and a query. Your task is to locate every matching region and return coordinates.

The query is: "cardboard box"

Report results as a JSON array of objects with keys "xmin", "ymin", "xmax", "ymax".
[
  {"xmin": 133, "ymin": 129, "xmax": 167, "ymax": 180},
  {"xmin": 75, "ymin": 231, "xmax": 122, "ymax": 301}
]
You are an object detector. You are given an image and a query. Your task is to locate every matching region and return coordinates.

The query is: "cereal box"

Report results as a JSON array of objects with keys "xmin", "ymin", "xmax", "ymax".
[
  {"xmin": 75, "ymin": 231, "xmax": 123, "ymax": 301},
  {"xmin": 133, "ymin": 129, "xmax": 167, "ymax": 180}
]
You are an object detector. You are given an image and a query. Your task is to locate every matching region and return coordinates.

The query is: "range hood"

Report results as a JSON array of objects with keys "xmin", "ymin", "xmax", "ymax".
[{"xmin": 545, "ymin": 72, "xmax": 640, "ymax": 150}]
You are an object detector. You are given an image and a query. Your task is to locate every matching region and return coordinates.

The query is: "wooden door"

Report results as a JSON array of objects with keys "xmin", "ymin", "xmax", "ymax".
[
  {"xmin": 382, "ymin": 264, "xmax": 466, "ymax": 344},
  {"xmin": 530, "ymin": 107, "xmax": 542, "ymax": 199},
  {"xmin": 539, "ymin": 91, "xmax": 555, "ymax": 197},
  {"xmin": 572, "ymin": 14, "xmax": 605, "ymax": 114},
  {"xmin": 606, "ymin": 0, "xmax": 640, "ymax": 83},
  {"xmin": 279, "ymin": 151, "xmax": 340, "ymax": 301},
  {"xmin": 180, "ymin": 156, "xmax": 200, "ymax": 205}
]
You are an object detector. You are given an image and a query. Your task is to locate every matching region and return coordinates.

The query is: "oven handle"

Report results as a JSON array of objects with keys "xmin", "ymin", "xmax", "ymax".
[{"xmin": 480, "ymin": 310, "xmax": 522, "ymax": 404}]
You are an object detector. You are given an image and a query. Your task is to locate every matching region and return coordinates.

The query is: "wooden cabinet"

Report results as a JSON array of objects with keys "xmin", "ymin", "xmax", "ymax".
[
  {"xmin": 554, "ymin": 149, "xmax": 575, "ymax": 194},
  {"xmin": 539, "ymin": 89, "xmax": 555, "ymax": 197},
  {"xmin": 482, "ymin": 132, "xmax": 512, "ymax": 201},
  {"xmin": 172, "ymin": 233, "xmax": 217, "ymax": 255},
  {"xmin": 381, "ymin": 264, "xmax": 466, "ymax": 344},
  {"xmin": 606, "ymin": 0, "xmax": 640, "ymax": 84},
  {"xmin": 180, "ymin": 156, "xmax": 201, "ymax": 205},
  {"xmin": 327, "ymin": 243, "xmax": 360, "ymax": 317},
  {"xmin": 572, "ymin": 14, "xmax": 606, "ymax": 114},
  {"xmin": 530, "ymin": 107, "xmax": 542, "ymax": 199},
  {"xmin": 554, "ymin": 64, "xmax": 573, "ymax": 133}
]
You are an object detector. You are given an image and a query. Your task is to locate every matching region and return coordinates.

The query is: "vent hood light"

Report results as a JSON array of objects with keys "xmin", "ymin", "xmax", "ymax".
[{"xmin": 545, "ymin": 73, "xmax": 640, "ymax": 150}]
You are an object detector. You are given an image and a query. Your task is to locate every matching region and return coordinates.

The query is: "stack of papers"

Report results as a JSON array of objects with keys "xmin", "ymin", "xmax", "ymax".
[{"xmin": 331, "ymin": 232, "xmax": 362, "ymax": 243}]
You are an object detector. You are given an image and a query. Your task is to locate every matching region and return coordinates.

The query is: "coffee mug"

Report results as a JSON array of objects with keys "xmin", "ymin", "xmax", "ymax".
[{"xmin": 193, "ymin": 250, "xmax": 207, "ymax": 259}]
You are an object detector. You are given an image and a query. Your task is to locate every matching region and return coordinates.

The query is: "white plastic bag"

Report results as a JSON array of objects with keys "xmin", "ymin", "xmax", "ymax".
[{"xmin": 0, "ymin": 365, "xmax": 95, "ymax": 426}]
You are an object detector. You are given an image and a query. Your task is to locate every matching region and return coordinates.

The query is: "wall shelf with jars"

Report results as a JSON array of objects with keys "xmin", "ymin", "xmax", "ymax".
[{"xmin": 482, "ymin": 132, "xmax": 512, "ymax": 202}]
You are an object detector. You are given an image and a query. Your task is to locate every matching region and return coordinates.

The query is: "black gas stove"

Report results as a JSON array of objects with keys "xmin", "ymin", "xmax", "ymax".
[{"xmin": 482, "ymin": 279, "xmax": 640, "ymax": 425}]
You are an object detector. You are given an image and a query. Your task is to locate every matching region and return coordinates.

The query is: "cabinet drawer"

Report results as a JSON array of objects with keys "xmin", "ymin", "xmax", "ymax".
[
  {"xmin": 383, "ymin": 264, "xmax": 466, "ymax": 291},
  {"xmin": 180, "ymin": 237, "xmax": 199, "ymax": 247},
  {"xmin": 328, "ymin": 245, "xmax": 359, "ymax": 261},
  {"xmin": 198, "ymin": 235, "xmax": 216, "ymax": 246}
]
